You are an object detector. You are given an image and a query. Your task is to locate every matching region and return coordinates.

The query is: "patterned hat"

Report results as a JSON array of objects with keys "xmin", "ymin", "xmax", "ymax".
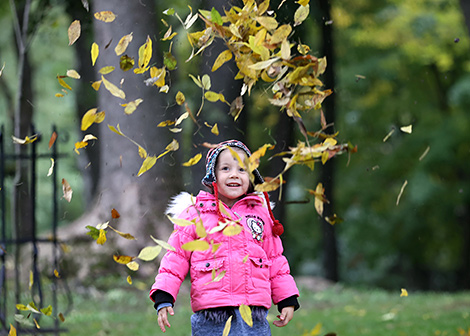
[{"xmin": 201, "ymin": 140, "xmax": 264, "ymax": 188}]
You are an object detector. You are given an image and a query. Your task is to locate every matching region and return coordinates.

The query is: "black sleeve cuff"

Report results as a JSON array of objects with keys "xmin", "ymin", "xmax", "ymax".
[
  {"xmin": 152, "ymin": 290, "xmax": 175, "ymax": 311},
  {"xmin": 277, "ymin": 295, "xmax": 300, "ymax": 313}
]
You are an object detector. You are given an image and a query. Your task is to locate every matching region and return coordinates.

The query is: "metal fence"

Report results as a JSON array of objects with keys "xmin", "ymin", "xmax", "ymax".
[{"xmin": 0, "ymin": 125, "xmax": 71, "ymax": 335}]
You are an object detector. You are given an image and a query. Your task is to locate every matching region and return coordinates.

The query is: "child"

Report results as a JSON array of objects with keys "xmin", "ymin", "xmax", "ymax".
[{"xmin": 150, "ymin": 140, "xmax": 300, "ymax": 335}]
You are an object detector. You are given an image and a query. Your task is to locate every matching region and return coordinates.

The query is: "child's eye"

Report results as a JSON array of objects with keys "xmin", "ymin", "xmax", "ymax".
[
  {"xmin": 239, "ymin": 167, "xmax": 246, "ymax": 172},
  {"xmin": 221, "ymin": 166, "xmax": 229, "ymax": 171}
]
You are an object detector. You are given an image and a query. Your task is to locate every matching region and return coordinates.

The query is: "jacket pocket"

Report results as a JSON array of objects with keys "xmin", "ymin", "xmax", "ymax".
[
  {"xmin": 190, "ymin": 258, "xmax": 225, "ymax": 290},
  {"xmin": 249, "ymin": 257, "xmax": 272, "ymax": 291}
]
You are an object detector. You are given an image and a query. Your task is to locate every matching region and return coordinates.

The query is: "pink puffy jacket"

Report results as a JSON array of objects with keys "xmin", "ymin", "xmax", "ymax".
[{"xmin": 149, "ymin": 191, "xmax": 299, "ymax": 312}]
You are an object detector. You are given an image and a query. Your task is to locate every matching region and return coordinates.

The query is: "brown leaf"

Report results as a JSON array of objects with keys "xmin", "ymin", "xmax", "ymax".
[
  {"xmin": 61, "ymin": 178, "xmax": 72, "ymax": 202},
  {"xmin": 111, "ymin": 208, "xmax": 120, "ymax": 218},
  {"xmin": 48, "ymin": 132, "xmax": 57, "ymax": 149}
]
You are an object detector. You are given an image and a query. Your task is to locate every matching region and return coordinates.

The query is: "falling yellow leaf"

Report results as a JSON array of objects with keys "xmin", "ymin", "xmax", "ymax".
[
  {"xmin": 33, "ymin": 319, "xmax": 40, "ymax": 329},
  {"xmin": 255, "ymin": 16, "xmax": 279, "ymax": 30},
  {"xmin": 61, "ymin": 178, "xmax": 72, "ymax": 202},
  {"xmin": 223, "ymin": 224, "xmax": 243, "ymax": 236},
  {"xmin": 239, "ymin": 304, "xmax": 253, "ymax": 327},
  {"xmin": 12, "ymin": 134, "xmax": 38, "ymax": 145},
  {"xmin": 91, "ymin": 42, "xmax": 99, "ymax": 66},
  {"xmin": 167, "ymin": 215, "xmax": 195, "ymax": 227},
  {"xmin": 126, "ymin": 275, "xmax": 132, "ymax": 284},
  {"xmin": 66, "ymin": 69, "xmax": 81, "ymax": 79},
  {"xmin": 176, "ymin": 91, "xmax": 185, "ymax": 105},
  {"xmin": 101, "ymin": 75, "xmax": 125, "ymax": 99},
  {"xmin": 29, "ymin": 270, "xmax": 33, "ymax": 290},
  {"xmin": 182, "ymin": 153, "xmax": 202, "ymax": 167},
  {"xmin": 400, "ymin": 125, "xmax": 412, "ymax": 134},
  {"xmin": 126, "ymin": 261, "xmax": 139, "ymax": 271},
  {"xmin": 205, "ymin": 91, "xmax": 220, "ymax": 102},
  {"xmin": 108, "ymin": 225, "xmax": 136, "ymax": 240},
  {"xmin": 195, "ymin": 220, "xmax": 207, "ymax": 238},
  {"xmin": 8, "ymin": 324, "xmax": 16, "ymax": 336},
  {"xmin": 115, "ymin": 32, "xmax": 133, "ymax": 56},
  {"xmin": 57, "ymin": 76, "xmax": 72, "ymax": 91},
  {"xmin": 137, "ymin": 155, "xmax": 157, "ymax": 177},
  {"xmin": 96, "ymin": 229, "xmax": 106, "ymax": 245},
  {"xmin": 68, "ymin": 20, "xmax": 81, "ymax": 46},
  {"xmin": 181, "ymin": 240, "xmax": 210, "ymax": 251},
  {"xmin": 269, "ymin": 24, "xmax": 292, "ymax": 45},
  {"xmin": 211, "ymin": 123, "xmax": 219, "ymax": 135},
  {"xmin": 54, "ymin": 269, "xmax": 60, "ymax": 278},
  {"xmin": 91, "ymin": 80, "xmax": 101, "ymax": 91},
  {"xmin": 47, "ymin": 158, "xmax": 55, "ymax": 177},
  {"xmin": 113, "ymin": 255, "xmax": 133, "ymax": 264},
  {"xmin": 98, "ymin": 66, "xmax": 115, "ymax": 74},
  {"xmin": 400, "ymin": 288, "xmax": 408, "ymax": 297},
  {"xmin": 222, "ymin": 316, "xmax": 232, "ymax": 336},
  {"xmin": 124, "ymin": 98, "xmax": 143, "ymax": 115},
  {"xmin": 81, "ymin": 108, "xmax": 105, "ymax": 131},
  {"xmin": 94, "ymin": 11, "xmax": 116, "ymax": 22},
  {"xmin": 212, "ymin": 49, "xmax": 233, "ymax": 72},
  {"xmin": 294, "ymin": 4, "xmax": 309, "ymax": 26},
  {"xmin": 134, "ymin": 35, "xmax": 152, "ymax": 73},
  {"xmin": 137, "ymin": 246, "xmax": 162, "ymax": 261},
  {"xmin": 396, "ymin": 180, "xmax": 408, "ymax": 205}
]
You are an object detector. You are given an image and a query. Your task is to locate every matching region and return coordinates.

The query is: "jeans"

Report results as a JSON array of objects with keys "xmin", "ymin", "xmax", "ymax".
[{"xmin": 191, "ymin": 307, "xmax": 271, "ymax": 336}]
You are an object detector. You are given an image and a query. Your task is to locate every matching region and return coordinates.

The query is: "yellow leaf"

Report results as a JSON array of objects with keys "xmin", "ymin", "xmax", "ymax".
[
  {"xmin": 176, "ymin": 91, "xmax": 185, "ymax": 105},
  {"xmin": 115, "ymin": 32, "xmax": 133, "ymax": 56},
  {"xmin": 97, "ymin": 229, "xmax": 106, "ymax": 245},
  {"xmin": 29, "ymin": 270, "xmax": 33, "ymax": 290},
  {"xmin": 91, "ymin": 42, "xmax": 99, "ymax": 66},
  {"xmin": 101, "ymin": 75, "xmax": 125, "ymax": 99},
  {"xmin": 239, "ymin": 304, "xmax": 253, "ymax": 327},
  {"xmin": 57, "ymin": 76, "xmax": 72, "ymax": 91},
  {"xmin": 12, "ymin": 134, "xmax": 38, "ymax": 145},
  {"xmin": 400, "ymin": 125, "xmax": 412, "ymax": 134},
  {"xmin": 165, "ymin": 139, "xmax": 179, "ymax": 151},
  {"xmin": 175, "ymin": 112, "xmax": 189, "ymax": 126},
  {"xmin": 313, "ymin": 183, "xmax": 325, "ymax": 216},
  {"xmin": 167, "ymin": 215, "xmax": 195, "ymax": 227},
  {"xmin": 255, "ymin": 16, "xmax": 279, "ymax": 30},
  {"xmin": 81, "ymin": 108, "xmax": 97, "ymax": 131},
  {"xmin": 182, "ymin": 153, "xmax": 202, "ymax": 167},
  {"xmin": 54, "ymin": 269, "xmax": 60, "ymax": 278},
  {"xmin": 138, "ymin": 35, "xmax": 152, "ymax": 70},
  {"xmin": 281, "ymin": 39, "xmax": 291, "ymax": 60},
  {"xmin": 195, "ymin": 220, "xmax": 207, "ymax": 238},
  {"xmin": 162, "ymin": 26, "xmax": 178, "ymax": 41},
  {"xmin": 94, "ymin": 11, "xmax": 116, "ymax": 22},
  {"xmin": 298, "ymin": 0, "xmax": 310, "ymax": 5},
  {"xmin": 113, "ymin": 255, "xmax": 134, "ymax": 264},
  {"xmin": 108, "ymin": 124, "xmax": 125, "ymax": 136},
  {"xmin": 126, "ymin": 275, "xmax": 133, "ymax": 284},
  {"xmin": 8, "ymin": 324, "xmax": 16, "ymax": 336},
  {"xmin": 55, "ymin": 93, "xmax": 64, "ymax": 98},
  {"xmin": 33, "ymin": 319, "xmax": 40, "ymax": 329},
  {"xmin": 91, "ymin": 80, "xmax": 101, "ymax": 91},
  {"xmin": 211, "ymin": 123, "xmax": 219, "ymax": 135},
  {"xmin": 138, "ymin": 146, "xmax": 147, "ymax": 159},
  {"xmin": 137, "ymin": 246, "xmax": 162, "ymax": 261},
  {"xmin": 150, "ymin": 235, "xmax": 176, "ymax": 251},
  {"xmin": 68, "ymin": 20, "xmax": 81, "ymax": 46},
  {"xmin": 66, "ymin": 69, "xmax": 80, "ymax": 79},
  {"xmin": 181, "ymin": 240, "xmax": 210, "ymax": 251},
  {"xmin": 222, "ymin": 316, "xmax": 232, "ymax": 336},
  {"xmin": 61, "ymin": 178, "xmax": 72, "ymax": 202},
  {"xmin": 243, "ymin": 255, "xmax": 249, "ymax": 263},
  {"xmin": 294, "ymin": 4, "xmax": 309, "ymax": 27},
  {"xmin": 137, "ymin": 155, "xmax": 157, "ymax": 177},
  {"xmin": 223, "ymin": 224, "xmax": 243, "ymax": 236},
  {"xmin": 205, "ymin": 91, "xmax": 220, "ymax": 102},
  {"xmin": 108, "ymin": 225, "xmax": 136, "ymax": 240},
  {"xmin": 98, "ymin": 66, "xmax": 115, "ymax": 74},
  {"xmin": 400, "ymin": 288, "xmax": 408, "ymax": 297},
  {"xmin": 124, "ymin": 98, "xmax": 143, "ymax": 115},
  {"xmin": 157, "ymin": 120, "xmax": 175, "ymax": 127},
  {"xmin": 270, "ymin": 24, "xmax": 292, "ymax": 45},
  {"xmin": 212, "ymin": 49, "xmax": 232, "ymax": 72},
  {"xmin": 249, "ymin": 57, "xmax": 280, "ymax": 70}
]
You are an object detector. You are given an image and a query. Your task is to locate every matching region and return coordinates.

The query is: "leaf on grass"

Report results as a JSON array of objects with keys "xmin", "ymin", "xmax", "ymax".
[
  {"xmin": 91, "ymin": 42, "xmax": 99, "ymax": 66},
  {"xmin": 182, "ymin": 153, "xmax": 202, "ymax": 167},
  {"xmin": 68, "ymin": 20, "xmax": 81, "ymax": 45},
  {"xmin": 102, "ymin": 75, "xmax": 125, "ymax": 99},
  {"xmin": 137, "ymin": 156, "xmax": 157, "ymax": 177},
  {"xmin": 94, "ymin": 11, "xmax": 116, "ymax": 22},
  {"xmin": 115, "ymin": 33, "xmax": 133, "ymax": 56},
  {"xmin": 181, "ymin": 240, "xmax": 210, "ymax": 251},
  {"xmin": 222, "ymin": 316, "xmax": 232, "ymax": 336},
  {"xmin": 61, "ymin": 178, "xmax": 72, "ymax": 202},
  {"xmin": 137, "ymin": 246, "xmax": 162, "ymax": 261},
  {"xmin": 239, "ymin": 304, "xmax": 253, "ymax": 327},
  {"xmin": 113, "ymin": 255, "xmax": 134, "ymax": 264}
]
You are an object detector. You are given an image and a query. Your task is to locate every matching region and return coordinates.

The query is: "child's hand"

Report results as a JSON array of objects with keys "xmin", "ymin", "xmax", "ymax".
[
  {"xmin": 157, "ymin": 306, "xmax": 175, "ymax": 332},
  {"xmin": 273, "ymin": 306, "xmax": 294, "ymax": 327}
]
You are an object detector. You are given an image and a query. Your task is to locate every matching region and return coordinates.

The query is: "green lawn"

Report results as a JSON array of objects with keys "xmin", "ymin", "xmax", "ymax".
[{"xmin": 35, "ymin": 280, "xmax": 470, "ymax": 336}]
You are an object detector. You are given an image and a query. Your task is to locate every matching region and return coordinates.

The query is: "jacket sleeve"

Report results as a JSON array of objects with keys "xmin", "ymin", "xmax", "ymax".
[
  {"xmin": 149, "ymin": 207, "xmax": 197, "ymax": 303},
  {"xmin": 266, "ymin": 230, "xmax": 300, "ymax": 305}
]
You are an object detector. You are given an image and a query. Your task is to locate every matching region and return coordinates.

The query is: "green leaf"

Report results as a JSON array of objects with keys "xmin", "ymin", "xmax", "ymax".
[
  {"xmin": 163, "ymin": 8, "xmax": 175, "ymax": 15},
  {"xmin": 211, "ymin": 8, "xmax": 223, "ymax": 25},
  {"xmin": 164, "ymin": 52, "xmax": 177, "ymax": 70},
  {"xmin": 86, "ymin": 225, "xmax": 100, "ymax": 240}
]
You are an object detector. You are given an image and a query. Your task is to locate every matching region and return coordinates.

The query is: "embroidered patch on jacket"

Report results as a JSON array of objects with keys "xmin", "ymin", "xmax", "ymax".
[{"xmin": 246, "ymin": 215, "xmax": 264, "ymax": 241}]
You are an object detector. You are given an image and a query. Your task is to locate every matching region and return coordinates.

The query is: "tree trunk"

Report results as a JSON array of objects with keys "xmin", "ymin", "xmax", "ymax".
[
  {"xmin": 59, "ymin": 0, "xmax": 182, "ymax": 273},
  {"xmin": 318, "ymin": 0, "xmax": 339, "ymax": 282}
]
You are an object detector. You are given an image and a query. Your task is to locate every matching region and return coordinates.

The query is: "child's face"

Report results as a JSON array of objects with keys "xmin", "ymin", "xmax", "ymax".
[{"xmin": 215, "ymin": 148, "xmax": 250, "ymax": 207}]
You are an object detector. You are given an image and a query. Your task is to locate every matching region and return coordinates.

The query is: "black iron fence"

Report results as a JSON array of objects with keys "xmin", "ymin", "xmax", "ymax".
[{"xmin": 0, "ymin": 124, "xmax": 71, "ymax": 335}]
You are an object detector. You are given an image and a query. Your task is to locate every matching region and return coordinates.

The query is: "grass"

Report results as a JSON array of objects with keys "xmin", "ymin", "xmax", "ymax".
[{"xmin": 19, "ymin": 279, "xmax": 470, "ymax": 336}]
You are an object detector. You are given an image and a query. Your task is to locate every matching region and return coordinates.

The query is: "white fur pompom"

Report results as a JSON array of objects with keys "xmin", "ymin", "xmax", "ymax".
[{"xmin": 165, "ymin": 192, "xmax": 196, "ymax": 218}]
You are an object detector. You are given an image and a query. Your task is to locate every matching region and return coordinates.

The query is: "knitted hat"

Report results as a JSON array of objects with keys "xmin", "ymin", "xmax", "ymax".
[{"xmin": 201, "ymin": 140, "xmax": 264, "ymax": 188}]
